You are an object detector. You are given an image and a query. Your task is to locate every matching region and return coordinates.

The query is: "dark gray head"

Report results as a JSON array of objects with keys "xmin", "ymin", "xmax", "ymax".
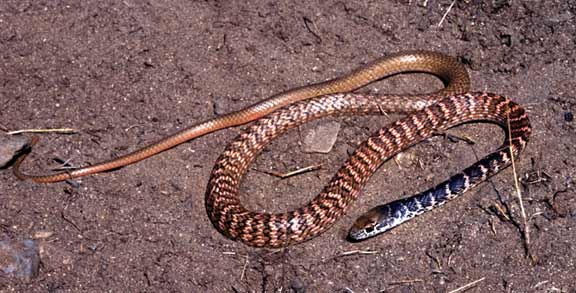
[{"xmin": 348, "ymin": 205, "xmax": 401, "ymax": 241}]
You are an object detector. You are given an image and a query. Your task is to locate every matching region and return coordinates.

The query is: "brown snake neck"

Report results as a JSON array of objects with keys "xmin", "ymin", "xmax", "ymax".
[{"xmin": 14, "ymin": 51, "xmax": 468, "ymax": 183}]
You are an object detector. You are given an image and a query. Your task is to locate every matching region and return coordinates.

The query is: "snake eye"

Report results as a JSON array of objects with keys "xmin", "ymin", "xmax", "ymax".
[{"xmin": 364, "ymin": 225, "xmax": 374, "ymax": 234}]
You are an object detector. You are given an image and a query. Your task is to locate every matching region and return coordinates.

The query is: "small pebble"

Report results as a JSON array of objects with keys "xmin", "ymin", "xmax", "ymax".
[
  {"xmin": 32, "ymin": 231, "xmax": 54, "ymax": 239},
  {"xmin": 290, "ymin": 277, "xmax": 306, "ymax": 293},
  {"xmin": 0, "ymin": 134, "xmax": 31, "ymax": 168},
  {"xmin": 302, "ymin": 121, "xmax": 341, "ymax": 153},
  {"xmin": 212, "ymin": 97, "xmax": 228, "ymax": 116},
  {"xmin": 0, "ymin": 239, "xmax": 40, "ymax": 280},
  {"xmin": 564, "ymin": 111, "xmax": 573, "ymax": 122},
  {"xmin": 395, "ymin": 152, "xmax": 417, "ymax": 168}
]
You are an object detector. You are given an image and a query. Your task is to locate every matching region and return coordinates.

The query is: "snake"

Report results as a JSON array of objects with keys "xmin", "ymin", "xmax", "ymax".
[{"xmin": 14, "ymin": 51, "xmax": 531, "ymax": 248}]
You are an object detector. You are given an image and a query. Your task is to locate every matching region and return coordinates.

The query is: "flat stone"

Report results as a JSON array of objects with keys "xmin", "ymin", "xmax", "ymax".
[
  {"xmin": 0, "ymin": 134, "xmax": 30, "ymax": 168},
  {"xmin": 0, "ymin": 239, "xmax": 40, "ymax": 280},
  {"xmin": 302, "ymin": 121, "xmax": 341, "ymax": 153}
]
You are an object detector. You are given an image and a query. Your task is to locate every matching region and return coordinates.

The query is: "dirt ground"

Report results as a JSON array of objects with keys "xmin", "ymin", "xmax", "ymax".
[{"xmin": 1, "ymin": 0, "xmax": 575, "ymax": 292}]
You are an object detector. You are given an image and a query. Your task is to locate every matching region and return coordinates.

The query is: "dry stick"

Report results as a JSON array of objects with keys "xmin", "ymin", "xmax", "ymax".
[
  {"xmin": 240, "ymin": 255, "xmax": 249, "ymax": 281},
  {"xmin": 7, "ymin": 128, "xmax": 78, "ymax": 135},
  {"xmin": 493, "ymin": 202, "xmax": 511, "ymax": 221},
  {"xmin": 339, "ymin": 250, "xmax": 378, "ymax": 257},
  {"xmin": 448, "ymin": 277, "xmax": 486, "ymax": 293},
  {"xmin": 254, "ymin": 164, "xmax": 323, "ymax": 179},
  {"xmin": 392, "ymin": 156, "xmax": 403, "ymax": 169},
  {"xmin": 386, "ymin": 279, "xmax": 424, "ymax": 286},
  {"xmin": 507, "ymin": 113, "xmax": 531, "ymax": 258},
  {"xmin": 437, "ymin": 0, "xmax": 456, "ymax": 28},
  {"xmin": 425, "ymin": 251, "xmax": 442, "ymax": 271},
  {"xmin": 380, "ymin": 279, "xmax": 424, "ymax": 292},
  {"xmin": 489, "ymin": 218, "xmax": 497, "ymax": 235}
]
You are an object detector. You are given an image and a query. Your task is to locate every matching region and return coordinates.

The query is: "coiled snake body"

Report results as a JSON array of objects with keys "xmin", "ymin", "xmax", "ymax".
[{"xmin": 15, "ymin": 51, "xmax": 531, "ymax": 248}]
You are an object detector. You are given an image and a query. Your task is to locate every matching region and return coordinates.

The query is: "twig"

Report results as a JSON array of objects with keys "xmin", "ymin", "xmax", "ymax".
[
  {"xmin": 448, "ymin": 277, "xmax": 486, "ymax": 293},
  {"xmin": 533, "ymin": 280, "xmax": 549, "ymax": 289},
  {"xmin": 302, "ymin": 16, "xmax": 322, "ymax": 43},
  {"xmin": 240, "ymin": 256, "xmax": 249, "ymax": 281},
  {"xmin": 528, "ymin": 212, "xmax": 543, "ymax": 222},
  {"xmin": 507, "ymin": 113, "xmax": 531, "ymax": 257},
  {"xmin": 489, "ymin": 218, "xmax": 497, "ymax": 235},
  {"xmin": 51, "ymin": 157, "xmax": 77, "ymax": 171},
  {"xmin": 493, "ymin": 202, "xmax": 511, "ymax": 222},
  {"xmin": 377, "ymin": 104, "xmax": 391, "ymax": 118},
  {"xmin": 7, "ymin": 128, "xmax": 78, "ymax": 135},
  {"xmin": 386, "ymin": 279, "xmax": 424, "ymax": 286},
  {"xmin": 380, "ymin": 279, "xmax": 424, "ymax": 291},
  {"xmin": 437, "ymin": 0, "xmax": 456, "ymax": 28},
  {"xmin": 447, "ymin": 250, "xmax": 455, "ymax": 267},
  {"xmin": 393, "ymin": 155, "xmax": 403, "ymax": 170},
  {"xmin": 254, "ymin": 164, "xmax": 323, "ymax": 179},
  {"xmin": 426, "ymin": 250, "xmax": 442, "ymax": 271},
  {"xmin": 339, "ymin": 250, "xmax": 378, "ymax": 256}
]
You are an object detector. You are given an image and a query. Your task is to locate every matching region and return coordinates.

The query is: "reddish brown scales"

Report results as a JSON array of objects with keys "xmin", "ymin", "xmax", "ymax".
[
  {"xmin": 205, "ymin": 92, "xmax": 530, "ymax": 247},
  {"xmin": 11, "ymin": 51, "xmax": 530, "ymax": 249}
]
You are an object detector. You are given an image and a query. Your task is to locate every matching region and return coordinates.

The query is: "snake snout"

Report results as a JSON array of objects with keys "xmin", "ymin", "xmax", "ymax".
[
  {"xmin": 348, "ymin": 205, "xmax": 396, "ymax": 241},
  {"xmin": 347, "ymin": 214, "xmax": 376, "ymax": 242}
]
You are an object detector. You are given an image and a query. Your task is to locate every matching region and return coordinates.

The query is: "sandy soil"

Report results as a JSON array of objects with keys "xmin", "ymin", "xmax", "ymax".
[{"xmin": 1, "ymin": 0, "xmax": 575, "ymax": 291}]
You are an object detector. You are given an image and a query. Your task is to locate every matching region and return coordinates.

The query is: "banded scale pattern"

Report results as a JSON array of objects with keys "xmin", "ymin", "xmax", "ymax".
[
  {"xmin": 12, "ymin": 50, "xmax": 531, "ymax": 249},
  {"xmin": 205, "ymin": 92, "xmax": 531, "ymax": 248}
]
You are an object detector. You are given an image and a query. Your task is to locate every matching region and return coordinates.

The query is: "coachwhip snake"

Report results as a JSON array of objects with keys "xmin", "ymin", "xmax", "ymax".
[{"xmin": 14, "ymin": 51, "xmax": 531, "ymax": 248}]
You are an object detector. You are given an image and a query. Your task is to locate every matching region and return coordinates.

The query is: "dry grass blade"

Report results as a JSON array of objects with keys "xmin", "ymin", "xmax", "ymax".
[
  {"xmin": 448, "ymin": 277, "xmax": 486, "ymax": 293},
  {"xmin": 379, "ymin": 279, "xmax": 424, "ymax": 292},
  {"xmin": 254, "ymin": 164, "xmax": 323, "ymax": 179},
  {"xmin": 339, "ymin": 250, "xmax": 378, "ymax": 256},
  {"xmin": 7, "ymin": 128, "xmax": 78, "ymax": 135},
  {"xmin": 386, "ymin": 279, "xmax": 424, "ymax": 286},
  {"xmin": 493, "ymin": 202, "xmax": 511, "ymax": 222},
  {"xmin": 507, "ymin": 113, "xmax": 531, "ymax": 258},
  {"xmin": 437, "ymin": 0, "xmax": 456, "ymax": 27},
  {"xmin": 240, "ymin": 256, "xmax": 249, "ymax": 280}
]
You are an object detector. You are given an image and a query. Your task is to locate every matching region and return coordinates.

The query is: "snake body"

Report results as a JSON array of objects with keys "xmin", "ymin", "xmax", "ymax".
[
  {"xmin": 14, "ymin": 51, "xmax": 531, "ymax": 248},
  {"xmin": 206, "ymin": 92, "xmax": 530, "ymax": 247}
]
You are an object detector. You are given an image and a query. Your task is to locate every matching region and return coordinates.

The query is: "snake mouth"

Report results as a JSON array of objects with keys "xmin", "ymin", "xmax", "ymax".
[
  {"xmin": 347, "ymin": 226, "xmax": 378, "ymax": 242},
  {"xmin": 347, "ymin": 221, "xmax": 371, "ymax": 241},
  {"xmin": 346, "ymin": 232, "xmax": 365, "ymax": 243}
]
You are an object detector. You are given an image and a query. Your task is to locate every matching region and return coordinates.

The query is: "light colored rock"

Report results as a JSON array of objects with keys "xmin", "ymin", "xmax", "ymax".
[
  {"xmin": 302, "ymin": 121, "xmax": 341, "ymax": 153},
  {"xmin": 0, "ymin": 134, "xmax": 31, "ymax": 168},
  {"xmin": 0, "ymin": 239, "xmax": 40, "ymax": 280}
]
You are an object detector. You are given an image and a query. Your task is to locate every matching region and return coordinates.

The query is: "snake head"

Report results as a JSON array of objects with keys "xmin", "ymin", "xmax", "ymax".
[{"xmin": 347, "ymin": 204, "xmax": 400, "ymax": 241}]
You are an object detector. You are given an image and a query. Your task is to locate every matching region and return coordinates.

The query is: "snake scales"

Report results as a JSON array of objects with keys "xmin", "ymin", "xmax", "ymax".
[{"xmin": 14, "ymin": 51, "xmax": 531, "ymax": 248}]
